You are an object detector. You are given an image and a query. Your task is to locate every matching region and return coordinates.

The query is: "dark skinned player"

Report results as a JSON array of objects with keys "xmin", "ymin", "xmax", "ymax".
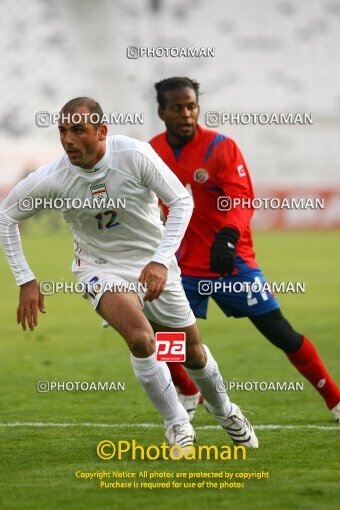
[{"xmin": 150, "ymin": 77, "xmax": 340, "ymax": 422}]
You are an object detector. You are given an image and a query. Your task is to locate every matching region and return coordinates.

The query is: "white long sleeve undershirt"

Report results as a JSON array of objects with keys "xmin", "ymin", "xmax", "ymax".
[{"xmin": 0, "ymin": 135, "xmax": 193, "ymax": 286}]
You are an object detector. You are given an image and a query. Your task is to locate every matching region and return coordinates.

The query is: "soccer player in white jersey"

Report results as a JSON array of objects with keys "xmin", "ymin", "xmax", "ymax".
[{"xmin": 0, "ymin": 97, "xmax": 258, "ymax": 452}]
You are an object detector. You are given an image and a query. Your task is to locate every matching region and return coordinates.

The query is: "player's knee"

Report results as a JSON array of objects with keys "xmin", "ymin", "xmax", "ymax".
[
  {"xmin": 268, "ymin": 320, "xmax": 302, "ymax": 353},
  {"xmin": 272, "ymin": 317, "xmax": 302, "ymax": 353},
  {"xmin": 183, "ymin": 342, "xmax": 206, "ymax": 369},
  {"xmin": 251, "ymin": 310, "xmax": 303, "ymax": 353},
  {"xmin": 127, "ymin": 329, "xmax": 155, "ymax": 357},
  {"xmin": 281, "ymin": 328, "xmax": 303, "ymax": 353}
]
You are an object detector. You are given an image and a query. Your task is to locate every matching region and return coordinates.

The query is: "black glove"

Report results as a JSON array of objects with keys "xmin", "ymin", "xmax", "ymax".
[{"xmin": 209, "ymin": 227, "xmax": 240, "ymax": 275}]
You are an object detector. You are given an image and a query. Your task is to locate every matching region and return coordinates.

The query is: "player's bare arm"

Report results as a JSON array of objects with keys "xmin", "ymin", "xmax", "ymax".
[
  {"xmin": 17, "ymin": 279, "xmax": 46, "ymax": 332},
  {"xmin": 138, "ymin": 261, "xmax": 167, "ymax": 302}
]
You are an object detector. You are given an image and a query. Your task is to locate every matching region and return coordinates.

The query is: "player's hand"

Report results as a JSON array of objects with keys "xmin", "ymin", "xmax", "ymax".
[
  {"xmin": 17, "ymin": 279, "xmax": 46, "ymax": 332},
  {"xmin": 209, "ymin": 227, "xmax": 240, "ymax": 276},
  {"xmin": 138, "ymin": 262, "xmax": 168, "ymax": 302}
]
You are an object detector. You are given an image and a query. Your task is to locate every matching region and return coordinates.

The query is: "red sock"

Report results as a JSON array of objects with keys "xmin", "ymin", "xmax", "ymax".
[
  {"xmin": 167, "ymin": 362, "xmax": 198, "ymax": 396},
  {"xmin": 286, "ymin": 337, "xmax": 340, "ymax": 409}
]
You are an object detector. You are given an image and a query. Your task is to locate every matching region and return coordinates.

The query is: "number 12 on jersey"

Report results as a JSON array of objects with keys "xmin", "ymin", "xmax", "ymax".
[{"xmin": 95, "ymin": 211, "xmax": 119, "ymax": 230}]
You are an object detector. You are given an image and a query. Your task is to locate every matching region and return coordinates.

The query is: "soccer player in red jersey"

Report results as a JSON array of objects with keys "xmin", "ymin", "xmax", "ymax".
[{"xmin": 150, "ymin": 77, "xmax": 340, "ymax": 422}]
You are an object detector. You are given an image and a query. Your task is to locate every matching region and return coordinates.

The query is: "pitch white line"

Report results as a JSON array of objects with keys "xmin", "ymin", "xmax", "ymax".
[{"xmin": 0, "ymin": 422, "xmax": 338, "ymax": 430}]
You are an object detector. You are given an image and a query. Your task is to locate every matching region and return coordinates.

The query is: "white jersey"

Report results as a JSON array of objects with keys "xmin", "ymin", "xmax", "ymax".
[{"xmin": 0, "ymin": 135, "xmax": 193, "ymax": 286}]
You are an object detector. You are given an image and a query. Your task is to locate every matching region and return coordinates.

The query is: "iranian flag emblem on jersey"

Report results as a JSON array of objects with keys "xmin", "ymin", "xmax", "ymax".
[{"xmin": 90, "ymin": 183, "xmax": 109, "ymax": 205}]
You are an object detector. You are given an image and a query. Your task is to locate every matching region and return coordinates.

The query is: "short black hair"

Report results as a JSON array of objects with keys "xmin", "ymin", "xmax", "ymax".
[
  {"xmin": 154, "ymin": 77, "xmax": 200, "ymax": 108},
  {"xmin": 59, "ymin": 97, "xmax": 104, "ymax": 127}
]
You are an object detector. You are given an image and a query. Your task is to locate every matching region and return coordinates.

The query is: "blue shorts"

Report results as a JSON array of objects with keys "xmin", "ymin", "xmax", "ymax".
[{"xmin": 181, "ymin": 269, "xmax": 280, "ymax": 319}]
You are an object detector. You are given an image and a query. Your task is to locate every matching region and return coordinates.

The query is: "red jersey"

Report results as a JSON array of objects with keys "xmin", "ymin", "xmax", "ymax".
[{"xmin": 150, "ymin": 125, "xmax": 258, "ymax": 277}]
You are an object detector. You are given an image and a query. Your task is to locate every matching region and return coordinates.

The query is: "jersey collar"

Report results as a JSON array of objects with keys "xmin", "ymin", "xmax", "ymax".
[{"xmin": 165, "ymin": 125, "xmax": 202, "ymax": 162}]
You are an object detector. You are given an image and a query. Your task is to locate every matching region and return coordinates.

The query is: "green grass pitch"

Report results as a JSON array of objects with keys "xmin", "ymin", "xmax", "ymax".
[{"xmin": 0, "ymin": 216, "xmax": 339, "ymax": 510}]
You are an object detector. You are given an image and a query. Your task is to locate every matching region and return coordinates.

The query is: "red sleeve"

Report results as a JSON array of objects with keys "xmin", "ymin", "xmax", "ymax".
[{"xmin": 216, "ymin": 138, "xmax": 255, "ymax": 237}]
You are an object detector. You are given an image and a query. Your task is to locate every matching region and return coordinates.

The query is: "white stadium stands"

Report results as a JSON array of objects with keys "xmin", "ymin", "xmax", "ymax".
[{"xmin": 0, "ymin": 0, "xmax": 339, "ymax": 226}]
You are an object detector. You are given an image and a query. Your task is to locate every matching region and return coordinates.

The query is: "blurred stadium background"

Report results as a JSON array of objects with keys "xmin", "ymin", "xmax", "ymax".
[{"xmin": 0, "ymin": 0, "xmax": 339, "ymax": 230}]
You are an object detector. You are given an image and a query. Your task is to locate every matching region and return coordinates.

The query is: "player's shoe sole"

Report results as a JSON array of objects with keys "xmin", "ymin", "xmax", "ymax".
[
  {"xmin": 205, "ymin": 402, "xmax": 259, "ymax": 448},
  {"xmin": 178, "ymin": 392, "xmax": 201, "ymax": 422},
  {"xmin": 165, "ymin": 422, "xmax": 196, "ymax": 459},
  {"xmin": 331, "ymin": 402, "xmax": 340, "ymax": 423}
]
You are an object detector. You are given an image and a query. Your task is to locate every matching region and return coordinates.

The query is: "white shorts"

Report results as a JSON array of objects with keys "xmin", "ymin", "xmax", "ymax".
[{"xmin": 72, "ymin": 260, "xmax": 196, "ymax": 329}]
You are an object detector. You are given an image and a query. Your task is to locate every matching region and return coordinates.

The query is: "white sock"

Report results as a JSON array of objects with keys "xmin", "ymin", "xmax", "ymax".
[
  {"xmin": 184, "ymin": 344, "xmax": 232, "ymax": 417},
  {"xmin": 130, "ymin": 352, "xmax": 189, "ymax": 428}
]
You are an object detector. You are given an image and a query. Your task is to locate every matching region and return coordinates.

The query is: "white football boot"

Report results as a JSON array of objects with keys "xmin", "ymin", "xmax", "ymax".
[
  {"xmin": 331, "ymin": 402, "xmax": 340, "ymax": 423},
  {"xmin": 205, "ymin": 402, "xmax": 259, "ymax": 448},
  {"xmin": 178, "ymin": 392, "xmax": 201, "ymax": 422},
  {"xmin": 165, "ymin": 422, "xmax": 196, "ymax": 459}
]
